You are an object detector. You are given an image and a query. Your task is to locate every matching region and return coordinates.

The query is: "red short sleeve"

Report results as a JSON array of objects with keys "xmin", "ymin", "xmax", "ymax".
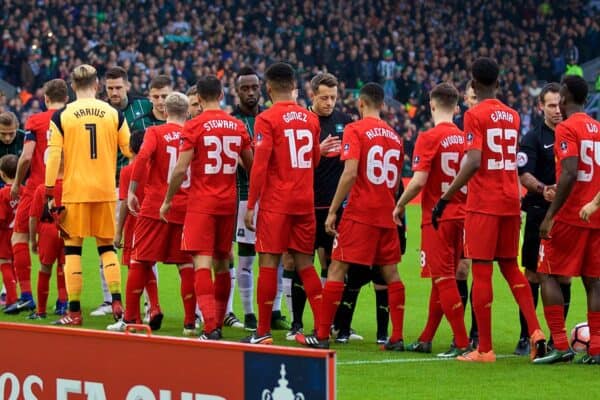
[
  {"xmin": 464, "ymin": 111, "xmax": 482, "ymax": 152},
  {"xmin": 341, "ymin": 126, "xmax": 360, "ymax": 161},
  {"xmin": 119, "ymin": 166, "xmax": 131, "ymax": 200},
  {"xmin": 555, "ymin": 123, "xmax": 578, "ymax": 161},
  {"xmin": 412, "ymin": 133, "xmax": 435, "ymax": 172},
  {"xmin": 180, "ymin": 122, "xmax": 197, "ymax": 152}
]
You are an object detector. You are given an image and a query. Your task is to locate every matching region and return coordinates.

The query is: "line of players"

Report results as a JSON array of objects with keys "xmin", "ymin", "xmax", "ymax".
[{"xmin": 2, "ymin": 57, "xmax": 599, "ymax": 364}]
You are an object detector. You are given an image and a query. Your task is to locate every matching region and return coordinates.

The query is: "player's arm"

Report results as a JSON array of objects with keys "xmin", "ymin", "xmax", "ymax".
[
  {"xmin": 28, "ymin": 187, "xmax": 44, "ymax": 254},
  {"xmin": 11, "ymin": 140, "xmax": 35, "ymax": 200},
  {"xmin": 518, "ymin": 131, "xmax": 553, "ymax": 200},
  {"xmin": 442, "ymin": 149, "xmax": 480, "ymax": 201},
  {"xmin": 128, "ymin": 132, "xmax": 155, "ymax": 215},
  {"xmin": 312, "ymin": 124, "xmax": 322, "ymax": 167},
  {"xmin": 246, "ymin": 117, "xmax": 273, "ymax": 231},
  {"xmin": 160, "ymin": 149, "xmax": 194, "ymax": 222},
  {"xmin": 45, "ymin": 113, "xmax": 64, "ymax": 207},
  {"xmin": 240, "ymin": 148, "xmax": 253, "ymax": 173},
  {"xmin": 540, "ymin": 156, "xmax": 577, "ymax": 238},
  {"xmin": 117, "ymin": 111, "xmax": 132, "ymax": 158},
  {"xmin": 394, "ymin": 171, "xmax": 428, "ymax": 225},
  {"xmin": 580, "ymin": 191, "xmax": 600, "ymax": 222},
  {"xmin": 114, "ymin": 168, "xmax": 130, "ymax": 248},
  {"xmin": 326, "ymin": 158, "xmax": 358, "ymax": 235}
]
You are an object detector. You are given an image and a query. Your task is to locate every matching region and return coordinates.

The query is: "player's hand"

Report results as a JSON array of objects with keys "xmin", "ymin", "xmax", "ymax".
[
  {"xmin": 128, "ymin": 193, "xmax": 140, "ymax": 217},
  {"xmin": 325, "ymin": 211, "xmax": 338, "ymax": 236},
  {"xmin": 431, "ymin": 198, "xmax": 449, "ymax": 229},
  {"xmin": 114, "ymin": 232, "xmax": 123, "ymax": 249},
  {"xmin": 245, "ymin": 209, "xmax": 256, "ymax": 232},
  {"xmin": 10, "ymin": 184, "xmax": 19, "ymax": 201},
  {"xmin": 543, "ymin": 185, "xmax": 556, "ymax": 202},
  {"xmin": 539, "ymin": 215, "xmax": 554, "ymax": 240},
  {"xmin": 159, "ymin": 201, "xmax": 170, "ymax": 223},
  {"xmin": 580, "ymin": 201, "xmax": 600, "ymax": 223},
  {"xmin": 393, "ymin": 203, "xmax": 405, "ymax": 226},
  {"xmin": 320, "ymin": 135, "xmax": 342, "ymax": 156}
]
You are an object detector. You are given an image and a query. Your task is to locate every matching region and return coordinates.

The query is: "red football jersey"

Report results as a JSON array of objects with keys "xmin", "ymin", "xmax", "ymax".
[
  {"xmin": 119, "ymin": 161, "xmax": 147, "ymax": 204},
  {"xmin": 412, "ymin": 122, "xmax": 466, "ymax": 225},
  {"xmin": 24, "ymin": 110, "xmax": 55, "ymax": 190},
  {"xmin": 464, "ymin": 99, "xmax": 521, "ymax": 216},
  {"xmin": 181, "ymin": 109, "xmax": 251, "ymax": 215},
  {"xmin": 247, "ymin": 102, "xmax": 321, "ymax": 214},
  {"xmin": 341, "ymin": 117, "xmax": 403, "ymax": 229},
  {"xmin": 554, "ymin": 113, "xmax": 600, "ymax": 229},
  {"xmin": 132, "ymin": 123, "xmax": 188, "ymax": 224},
  {"xmin": 0, "ymin": 185, "xmax": 20, "ymax": 230},
  {"xmin": 30, "ymin": 181, "xmax": 63, "ymax": 221}
]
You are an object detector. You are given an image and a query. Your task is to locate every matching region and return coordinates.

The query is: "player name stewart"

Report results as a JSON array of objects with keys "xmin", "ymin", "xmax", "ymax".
[
  {"xmin": 203, "ymin": 119, "xmax": 239, "ymax": 132},
  {"xmin": 365, "ymin": 127, "xmax": 401, "ymax": 143},
  {"xmin": 73, "ymin": 108, "xmax": 106, "ymax": 119}
]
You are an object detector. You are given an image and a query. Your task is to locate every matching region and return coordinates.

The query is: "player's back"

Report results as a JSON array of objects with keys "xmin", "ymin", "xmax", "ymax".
[
  {"xmin": 24, "ymin": 110, "xmax": 54, "ymax": 189},
  {"xmin": 253, "ymin": 102, "xmax": 321, "ymax": 214},
  {"xmin": 342, "ymin": 117, "xmax": 403, "ymax": 228},
  {"xmin": 464, "ymin": 98, "xmax": 520, "ymax": 215},
  {"xmin": 555, "ymin": 113, "xmax": 600, "ymax": 229},
  {"xmin": 416, "ymin": 122, "xmax": 466, "ymax": 225},
  {"xmin": 0, "ymin": 185, "xmax": 18, "ymax": 230},
  {"xmin": 183, "ymin": 109, "xmax": 250, "ymax": 215},
  {"xmin": 51, "ymin": 98, "xmax": 128, "ymax": 203},
  {"xmin": 119, "ymin": 161, "xmax": 147, "ymax": 207},
  {"xmin": 137, "ymin": 122, "xmax": 188, "ymax": 222}
]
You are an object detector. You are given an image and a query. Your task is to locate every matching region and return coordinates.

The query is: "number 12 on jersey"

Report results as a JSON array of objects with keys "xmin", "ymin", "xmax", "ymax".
[{"xmin": 284, "ymin": 129, "xmax": 313, "ymax": 168}]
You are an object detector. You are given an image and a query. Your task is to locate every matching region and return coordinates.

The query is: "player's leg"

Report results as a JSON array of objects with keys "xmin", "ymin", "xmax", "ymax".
[
  {"xmin": 0, "ymin": 257, "xmax": 18, "ymax": 311},
  {"xmin": 379, "ymin": 262, "xmax": 406, "ymax": 351},
  {"xmin": 237, "ymin": 242, "xmax": 257, "ymax": 330},
  {"xmin": 213, "ymin": 214, "xmax": 239, "ymax": 336},
  {"xmin": 89, "ymin": 261, "xmax": 113, "ymax": 316},
  {"xmin": 579, "ymin": 276, "xmax": 600, "ymax": 364},
  {"xmin": 290, "ymin": 258, "xmax": 307, "ymax": 333},
  {"xmin": 455, "ymin": 258, "xmax": 478, "ymax": 347},
  {"xmin": 271, "ymin": 262, "xmax": 291, "ymax": 330},
  {"xmin": 53, "ymin": 236, "xmax": 84, "ymax": 326},
  {"xmin": 372, "ymin": 266, "xmax": 389, "ymax": 344},
  {"xmin": 223, "ymin": 253, "xmax": 243, "ymax": 329},
  {"xmin": 11, "ymin": 190, "xmax": 34, "ymax": 311},
  {"xmin": 332, "ymin": 264, "xmax": 369, "ymax": 343},
  {"xmin": 54, "ymin": 238, "xmax": 67, "ymax": 315},
  {"xmin": 29, "ymin": 263, "xmax": 52, "ymax": 319}
]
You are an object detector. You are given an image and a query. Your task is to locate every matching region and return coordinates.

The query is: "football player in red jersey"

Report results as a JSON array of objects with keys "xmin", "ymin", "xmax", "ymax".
[
  {"xmin": 535, "ymin": 76, "xmax": 600, "ymax": 364},
  {"xmin": 5, "ymin": 80, "xmax": 67, "ymax": 315},
  {"xmin": 242, "ymin": 62, "xmax": 323, "ymax": 345},
  {"xmin": 297, "ymin": 83, "xmax": 405, "ymax": 350},
  {"xmin": 0, "ymin": 155, "xmax": 20, "ymax": 313},
  {"xmin": 108, "ymin": 92, "xmax": 195, "ymax": 333},
  {"xmin": 435, "ymin": 57, "xmax": 546, "ymax": 362},
  {"xmin": 161, "ymin": 76, "xmax": 253, "ymax": 340},
  {"xmin": 394, "ymin": 83, "xmax": 470, "ymax": 357}
]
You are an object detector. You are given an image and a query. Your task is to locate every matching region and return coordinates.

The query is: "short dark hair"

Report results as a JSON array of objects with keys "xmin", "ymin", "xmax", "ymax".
[
  {"xmin": 43, "ymin": 79, "xmax": 68, "ymax": 103},
  {"xmin": 105, "ymin": 66, "xmax": 128, "ymax": 81},
  {"xmin": 186, "ymin": 85, "xmax": 198, "ymax": 96},
  {"xmin": 196, "ymin": 75, "xmax": 222, "ymax": 101},
  {"xmin": 539, "ymin": 82, "xmax": 560, "ymax": 104},
  {"xmin": 310, "ymin": 73, "xmax": 338, "ymax": 93},
  {"xmin": 0, "ymin": 112, "xmax": 18, "ymax": 128},
  {"xmin": 149, "ymin": 75, "xmax": 172, "ymax": 90},
  {"xmin": 359, "ymin": 83, "xmax": 385, "ymax": 108},
  {"xmin": 129, "ymin": 130, "xmax": 144, "ymax": 154},
  {"xmin": 471, "ymin": 57, "xmax": 499, "ymax": 87},
  {"xmin": 264, "ymin": 62, "xmax": 296, "ymax": 92},
  {"xmin": 562, "ymin": 75, "xmax": 588, "ymax": 105},
  {"xmin": 430, "ymin": 82, "xmax": 459, "ymax": 109},
  {"xmin": 0, "ymin": 154, "xmax": 18, "ymax": 180},
  {"xmin": 237, "ymin": 66, "xmax": 258, "ymax": 79}
]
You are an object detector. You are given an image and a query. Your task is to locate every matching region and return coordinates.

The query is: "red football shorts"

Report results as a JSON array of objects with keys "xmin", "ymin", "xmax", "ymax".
[
  {"xmin": 182, "ymin": 212, "xmax": 235, "ymax": 260},
  {"xmin": 421, "ymin": 220, "xmax": 464, "ymax": 279},
  {"xmin": 255, "ymin": 210, "xmax": 315, "ymax": 255},
  {"xmin": 132, "ymin": 216, "xmax": 192, "ymax": 265},
  {"xmin": 13, "ymin": 187, "xmax": 33, "ymax": 234},
  {"xmin": 332, "ymin": 218, "xmax": 401, "ymax": 266},
  {"xmin": 464, "ymin": 212, "xmax": 520, "ymax": 261},
  {"xmin": 538, "ymin": 221, "xmax": 600, "ymax": 278},
  {"xmin": 121, "ymin": 215, "xmax": 136, "ymax": 266},
  {"xmin": 37, "ymin": 223, "xmax": 65, "ymax": 266},
  {"xmin": 0, "ymin": 228, "xmax": 12, "ymax": 259}
]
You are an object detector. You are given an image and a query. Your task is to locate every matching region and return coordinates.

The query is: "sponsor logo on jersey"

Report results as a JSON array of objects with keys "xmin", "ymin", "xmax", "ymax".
[
  {"xmin": 342, "ymin": 143, "xmax": 349, "ymax": 155},
  {"xmin": 466, "ymin": 132, "xmax": 474, "ymax": 144},
  {"xmin": 413, "ymin": 155, "xmax": 420, "ymax": 165},
  {"xmin": 516, "ymin": 152, "xmax": 528, "ymax": 168},
  {"xmin": 560, "ymin": 141, "xmax": 568, "ymax": 153}
]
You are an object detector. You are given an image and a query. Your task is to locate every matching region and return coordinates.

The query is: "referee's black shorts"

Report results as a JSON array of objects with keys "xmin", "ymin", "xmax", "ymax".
[
  {"xmin": 521, "ymin": 205, "xmax": 547, "ymax": 272},
  {"xmin": 314, "ymin": 208, "xmax": 335, "ymax": 252}
]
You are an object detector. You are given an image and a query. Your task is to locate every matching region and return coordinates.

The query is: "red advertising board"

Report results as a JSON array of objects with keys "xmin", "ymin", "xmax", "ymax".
[{"xmin": 1, "ymin": 322, "xmax": 335, "ymax": 399}]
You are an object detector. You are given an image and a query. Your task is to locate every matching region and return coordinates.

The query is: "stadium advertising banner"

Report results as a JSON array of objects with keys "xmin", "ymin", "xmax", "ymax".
[{"xmin": 1, "ymin": 323, "xmax": 335, "ymax": 399}]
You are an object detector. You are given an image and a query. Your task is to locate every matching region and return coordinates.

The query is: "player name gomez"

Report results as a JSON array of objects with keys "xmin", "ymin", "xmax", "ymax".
[{"xmin": 282, "ymin": 111, "xmax": 308, "ymax": 123}]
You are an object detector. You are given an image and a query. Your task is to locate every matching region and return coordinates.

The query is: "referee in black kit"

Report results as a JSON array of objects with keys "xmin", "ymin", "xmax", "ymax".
[{"xmin": 514, "ymin": 82, "xmax": 571, "ymax": 355}]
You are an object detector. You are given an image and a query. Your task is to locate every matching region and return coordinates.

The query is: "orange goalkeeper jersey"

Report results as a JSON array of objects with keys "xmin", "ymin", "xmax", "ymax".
[{"xmin": 46, "ymin": 98, "xmax": 131, "ymax": 203}]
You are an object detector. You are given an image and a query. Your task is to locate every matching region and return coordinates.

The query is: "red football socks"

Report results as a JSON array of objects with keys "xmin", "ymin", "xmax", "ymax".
[
  {"xmin": 257, "ymin": 266, "xmax": 278, "ymax": 336},
  {"xmin": 37, "ymin": 270, "xmax": 51, "ymax": 314},
  {"xmin": 388, "ymin": 280, "xmax": 406, "ymax": 343},
  {"xmin": 124, "ymin": 261, "xmax": 147, "ymax": 322},
  {"xmin": 12, "ymin": 243, "xmax": 32, "ymax": 295},
  {"xmin": 419, "ymin": 281, "xmax": 443, "ymax": 342},
  {"xmin": 317, "ymin": 281, "xmax": 344, "ymax": 340},
  {"xmin": 179, "ymin": 268, "xmax": 195, "ymax": 326},
  {"xmin": 472, "ymin": 262, "xmax": 493, "ymax": 352},
  {"xmin": 144, "ymin": 267, "xmax": 159, "ymax": 309},
  {"xmin": 436, "ymin": 278, "xmax": 469, "ymax": 348},
  {"xmin": 543, "ymin": 305, "xmax": 569, "ymax": 351},
  {"xmin": 194, "ymin": 268, "xmax": 216, "ymax": 332},
  {"xmin": 587, "ymin": 311, "xmax": 600, "ymax": 356},
  {"xmin": 499, "ymin": 259, "xmax": 541, "ymax": 334},
  {"xmin": 0, "ymin": 262, "xmax": 18, "ymax": 305},
  {"xmin": 298, "ymin": 266, "xmax": 323, "ymax": 329},
  {"xmin": 56, "ymin": 264, "xmax": 67, "ymax": 302},
  {"xmin": 214, "ymin": 270, "xmax": 231, "ymax": 328}
]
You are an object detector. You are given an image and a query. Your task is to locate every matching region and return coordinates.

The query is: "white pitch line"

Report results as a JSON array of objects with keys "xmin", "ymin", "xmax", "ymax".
[{"xmin": 338, "ymin": 354, "xmax": 518, "ymax": 365}]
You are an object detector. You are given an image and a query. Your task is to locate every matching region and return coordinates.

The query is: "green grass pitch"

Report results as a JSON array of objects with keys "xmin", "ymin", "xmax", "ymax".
[{"xmin": 2, "ymin": 205, "xmax": 600, "ymax": 399}]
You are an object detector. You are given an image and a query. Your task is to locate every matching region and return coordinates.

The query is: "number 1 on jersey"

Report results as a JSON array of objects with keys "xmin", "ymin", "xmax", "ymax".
[{"xmin": 85, "ymin": 123, "xmax": 97, "ymax": 159}]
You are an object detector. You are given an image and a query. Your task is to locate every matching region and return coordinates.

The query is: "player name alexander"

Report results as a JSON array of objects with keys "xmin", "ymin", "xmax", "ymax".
[{"xmin": 365, "ymin": 127, "xmax": 401, "ymax": 143}]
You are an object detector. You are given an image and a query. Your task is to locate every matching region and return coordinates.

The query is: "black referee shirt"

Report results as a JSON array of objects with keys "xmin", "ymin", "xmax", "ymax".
[
  {"xmin": 313, "ymin": 108, "xmax": 353, "ymax": 208},
  {"xmin": 517, "ymin": 121, "xmax": 556, "ymax": 209}
]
